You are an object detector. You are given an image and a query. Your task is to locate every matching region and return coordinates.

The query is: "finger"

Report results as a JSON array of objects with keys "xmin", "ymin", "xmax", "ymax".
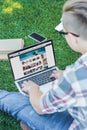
[
  {"xmin": 21, "ymin": 87, "xmax": 29, "ymax": 95},
  {"xmin": 27, "ymin": 80, "xmax": 38, "ymax": 86},
  {"xmin": 50, "ymin": 72, "xmax": 56, "ymax": 78},
  {"xmin": 52, "ymin": 70, "xmax": 57, "ymax": 73},
  {"xmin": 22, "ymin": 81, "xmax": 29, "ymax": 88},
  {"xmin": 23, "ymin": 81, "xmax": 28, "ymax": 84}
]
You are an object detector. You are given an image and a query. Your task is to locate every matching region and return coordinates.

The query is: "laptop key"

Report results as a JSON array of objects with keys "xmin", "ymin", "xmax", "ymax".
[{"xmin": 18, "ymin": 68, "xmax": 56, "ymax": 88}]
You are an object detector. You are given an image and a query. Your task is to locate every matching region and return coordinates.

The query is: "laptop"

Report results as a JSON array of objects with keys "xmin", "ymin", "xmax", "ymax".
[{"xmin": 8, "ymin": 40, "xmax": 58, "ymax": 95}]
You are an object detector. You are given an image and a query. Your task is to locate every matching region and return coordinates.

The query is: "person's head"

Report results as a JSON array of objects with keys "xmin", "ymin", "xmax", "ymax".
[{"xmin": 56, "ymin": 0, "xmax": 87, "ymax": 54}]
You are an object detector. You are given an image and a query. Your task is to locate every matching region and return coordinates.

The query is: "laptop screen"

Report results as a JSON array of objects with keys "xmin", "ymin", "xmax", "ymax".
[{"xmin": 8, "ymin": 40, "xmax": 56, "ymax": 80}]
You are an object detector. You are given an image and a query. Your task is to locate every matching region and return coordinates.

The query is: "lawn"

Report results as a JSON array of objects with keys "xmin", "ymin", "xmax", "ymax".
[{"xmin": 0, "ymin": 0, "xmax": 80, "ymax": 130}]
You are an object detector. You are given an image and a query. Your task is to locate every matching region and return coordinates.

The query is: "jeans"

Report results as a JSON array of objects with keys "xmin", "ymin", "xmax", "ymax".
[{"xmin": 0, "ymin": 90, "xmax": 73, "ymax": 130}]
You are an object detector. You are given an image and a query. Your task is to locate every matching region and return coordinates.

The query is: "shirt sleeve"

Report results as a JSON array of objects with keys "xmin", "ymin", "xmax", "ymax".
[{"xmin": 40, "ymin": 66, "xmax": 77, "ymax": 114}]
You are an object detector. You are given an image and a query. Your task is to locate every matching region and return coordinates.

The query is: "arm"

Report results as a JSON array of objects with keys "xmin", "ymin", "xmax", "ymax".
[
  {"xmin": 22, "ymin": 69, "xmax": 76, "ymax": 114},
  {"xmin": 22, "ymin": 70, "xmax": 63, "ymax": 114},
  {"xmin": 40, "ymin": 65, "xmax": 78, "ymax": 113},
  {"xmin": 22, "ymin": 81, "xmax": 45, "ymax": 114},
  {"xmin": 40, "ymin": 76, "xmax": 76, "ymax": 113}
]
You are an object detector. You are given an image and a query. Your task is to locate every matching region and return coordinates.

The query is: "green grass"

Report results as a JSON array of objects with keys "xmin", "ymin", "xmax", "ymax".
[{"xmin": 0, "ymin": 0, "xmax": 80, "ymax": 129}]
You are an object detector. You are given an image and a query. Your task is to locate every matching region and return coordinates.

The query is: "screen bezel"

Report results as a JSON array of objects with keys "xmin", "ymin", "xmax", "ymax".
[{"xmin": 8, "ymin": 40, "xmax": 56, "ymax": 81}]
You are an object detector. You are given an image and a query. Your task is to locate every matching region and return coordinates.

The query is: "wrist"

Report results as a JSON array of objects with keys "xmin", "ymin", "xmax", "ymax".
[{"xmin": 29, "ymin": 85, "xmax": 41, "ymax": 95}]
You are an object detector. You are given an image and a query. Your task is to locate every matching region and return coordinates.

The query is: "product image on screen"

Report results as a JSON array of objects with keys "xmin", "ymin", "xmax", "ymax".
[{"xmin": 20, "ymin": 47, "xmax": 48, "ymax": 76}]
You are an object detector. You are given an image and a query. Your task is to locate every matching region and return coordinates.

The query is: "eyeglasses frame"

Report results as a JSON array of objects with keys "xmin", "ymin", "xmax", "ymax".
[{"xmin": 59, "ymin": 31, "xmax": 79, "ymax": 37}]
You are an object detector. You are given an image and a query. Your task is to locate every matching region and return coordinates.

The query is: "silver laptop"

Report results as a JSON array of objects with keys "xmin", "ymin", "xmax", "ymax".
[{"xmin": 8, "ymin": 40, "xmax": 58, "ymax": 95}]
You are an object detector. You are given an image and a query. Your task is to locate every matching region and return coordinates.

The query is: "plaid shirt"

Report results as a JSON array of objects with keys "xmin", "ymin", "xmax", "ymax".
[{"xmin": 40, "ymin": 53, "xmax": 87, "ymax": 130}]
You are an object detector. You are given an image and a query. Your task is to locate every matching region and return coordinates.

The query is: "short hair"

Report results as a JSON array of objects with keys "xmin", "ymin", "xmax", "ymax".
[{"xmin": 62, "ymin": 0, "xmax": 87, "ymax": 40}]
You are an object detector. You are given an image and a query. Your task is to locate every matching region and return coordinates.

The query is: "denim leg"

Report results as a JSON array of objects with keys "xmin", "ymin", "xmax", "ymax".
[
  {"xmin": 0, "ymin": 90, "xmax": 73, "ymax": 130},
  {"xmin": 19, "ymin": 107, "xmax": 73, "ymax": 130},
  {"xmin": 0, "ymin": 90, "xmax": 31, "ymax": 119}
]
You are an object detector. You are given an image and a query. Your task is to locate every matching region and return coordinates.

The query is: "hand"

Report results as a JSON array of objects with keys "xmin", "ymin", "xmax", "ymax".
[
  {"xmin": 22, "ymin": 80, "xmax": 43, "ymax": 114},
  {"xmin": 22, "ymin": 80, "xmax": 39, "ymax": 95},
  {"xmin": 50, "ymin": 70, "xmax": 63, "ymax": 79}
]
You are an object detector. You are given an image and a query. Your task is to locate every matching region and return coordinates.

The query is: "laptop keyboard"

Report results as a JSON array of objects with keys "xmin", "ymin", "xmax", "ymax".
[{"xmin": 17, "ymin": 68, "xmax": 56, "ymax": 88}]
